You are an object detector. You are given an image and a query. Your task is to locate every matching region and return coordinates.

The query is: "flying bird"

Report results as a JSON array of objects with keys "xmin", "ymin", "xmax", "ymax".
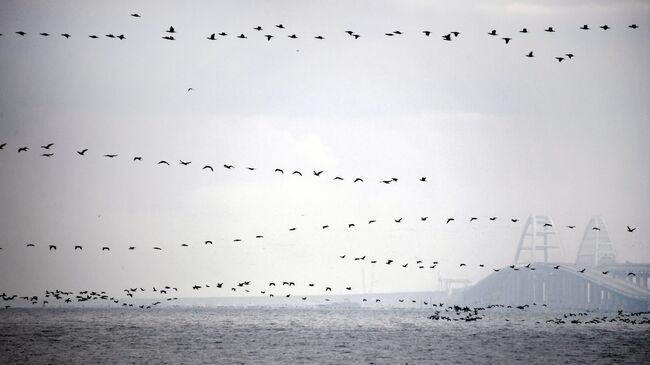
[
  {"xmin": 545, "ymin": 27, "xmax": 555, "ymax": 32},
  {"xmin": 254, "ymin": 26, "xmax": 262, "ymax": 31},
  {"xmin": 162, "ymin": 36, "xmax": 174, "ymax": 40},
  {"xmin": 104, "ymin": 154, "xmax": 117, "ymax": 158},
  {"xmin": 288, "ymin": 34, "xmax": 297, "ymax": 39},
  {"xmin": 580, "ymin": 25, "xmax": 590, "ymax": 30},
  {"xmin": 566, "ymin": 225, "xmax": 575, "ymax": 229},
  {"xmin": 131, "ymin": 13, "xmax": 140, "ymax": 17},
  {"xmin": 274, "ymin": 168, "xmax": 284, "ymax": 174},
  {"xmin": 511, "ymin": 218, "xmax": 520, "ymax": 222},
  {"xmin": 446, "ymin": 218, "xmax": 455, "ymax": 224},
  {"xmin": 627, "ymin": 226, "xmax": 636, "ymax": 232},
  {"xmin": 442, "ymin": 34, "xmax": 452, "ymax": 41},
  {"xmin": 102, "ymin": 247, "xmax": 110, "ymax": 251},
  {"xmin": 157, "ymin": 160, "xmax": 170, "ymax": 165},
  {"xmin": 314, "ymin": 36, "xmax": 324, "ymax": 40},
  {"xmin": 502, "ymin": 37, "xmax": 511, "ymax": 44},
  {"xmin": 0, "ymin": 143, "xmax": 5, "ymax": 149},
  {"xmin": 179, "ymin": 160, "xmax": 191, "ymax": 166},
  {"xmin": 224, "ymin": 164, "xmax": 234, "ymax": 169},
  {"xmin": 629, "ymin": 24, "xmax": 638, "ymax": 29},
  {"xmin": 525, "ymin": 51, "xmax": 534, "ymax": 58},
  {"xmin": 265, "ymin": 35, "xmax": 273, "ymax": 41},
  {"xmin": 333, "ymin": 177, "xmax": 344, "ymax": 180},
  {"xmin": 292, "ymin": 171, "xmax": 302, "ymax": 176},
  {"xmin": 394, "ymin": 218, "xmax": 402, "ymax": 223},
  {"xmin": 488, "ymin": 30, "xmax": 498, "ymax": 36},
  {"xmin": 237, "ymin": 34, "xmax": 247, "ymax": 39},
  {"xmin": 322, "ymin": 225, "xmax": 329, "ymax": 229},
  {"xmin": 420, "ymin": 177, "xmax": 427, "ymax": 182},
  {"xmin": 313, "ymin": 170, "xmax": 324, "ymax": 176},
  {"xmin": 354, "ymin": 178, "xmax": 363, "ymax": 183},
  {"xmin": 600, "ymin": 25, "xmax": 610, "ymax": 30},
  {"xmin": 166, "ymin": 26, "xmax": 175, "ymax": 33},
  {"xmin": 133, "ymin": 156, "xmax": 142, "ymax": 161},
  {"xmin": 77, "ymin": 149, "xmax": 88, "ymax": 155},
  {"xmin": 421, "ymin": 217, "xmax": 428, "ymax": 221},
  {"xmin": 39, "ymin": 33, "xmax": 50, "ymax": 36},
  {"xmin": 207, "ymin": 33, "xmax": 216, "ymax": 40},
  {"xmin": 520, "ymin": 28, "xmax": 528, "ymax": 33},
  {"xmin": 592, "ymin": 227, "xmax": 601, "ymax": 231},
  {"xmin": 276, "ymin": 24, "xmax": 285, "ymax": 29},
  {"xmin": 41, "ymin": 153, "xmax": 53, "ymax": 157},
  {"xmin": 74, "ymin": 246, "xmax": 82, "ymax": 250},
  {"xmin": 423, "ymin": 31, "xmax": 431, "ymax": 36},
  {"xmin": 555, "ymin": 57, "xmax": 565, "ymax": 62},
  {"xmin": 49, "ymin": 245, "xmax": 56, "ymax": 250},
  {"xmin": 203, "ymin": 165, "xmax": 213, "ymax": 171},
  {"xmin": 566, "ymin": 53, "xmax": 574, "ymax": 59},
  {"xmin": 16, "ymin": 31, "xmax": 27, "ymax": 36},
  {"xmin": 368, "ymin": 220, "xmax": 376, "ymax": 224},
  {"xmin": 41, "ymin": 143, "xmax": 54, "ymax": 149},
  {"xmin": 61, "ymin": 33, "xmax": 70, "ymax": 38}
]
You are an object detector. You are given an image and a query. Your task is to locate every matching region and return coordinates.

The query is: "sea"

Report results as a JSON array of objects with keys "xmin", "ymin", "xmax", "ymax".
[{"xmin": 1, "ymin": 307, "xmax": 649, "ymax": 364}]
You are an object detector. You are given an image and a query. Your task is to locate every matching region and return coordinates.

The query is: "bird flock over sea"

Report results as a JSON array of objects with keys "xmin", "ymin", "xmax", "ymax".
[
  {"xmin": 0, "ymin": 13, "xmax": 643, "ymax": 63},
  {"xmin": 0, "ymin": 12, "xmax": 648, "ymax": 318}
]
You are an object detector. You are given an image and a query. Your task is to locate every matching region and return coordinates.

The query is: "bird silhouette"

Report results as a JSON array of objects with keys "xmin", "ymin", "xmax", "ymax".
[
  {"xmin": 567, "ymin": 225, "xmax": 576, "ymax": 229},
  {"xmin": 446, "ymin": 218, "xmax": 455, "ymax": 224},
  {"xmin": 421, "ymin": 217, "xmax": 428, "ymax": 221},
  {"xmin": 224, "ymin": 164, "xmax": 234, "ymax": 169},
  {"xmin": 602, "ymin": 271, "xmax": 609, "ymax": 275},
  {"xmin": 368, "ymin": 220, "xmax": 376, "ymax": 224},
  {"xmin": 205, "ymin": 240, "xmax": 213, "ymax": 244},
  {"xmin": 288, "ymin": 34, "xmax": 298, "ymax": 39},
  {"xmin": 104, "ymin": 154, "xmax": 117, "ymax": 158},
  {"xmin": 16, "ymin": 31, "xmax": 27, "ymax": 36},
  {"xmin": 166, "ymin": 26, "xmax": 175, "ymax": 33},
  {"xmin": 628, "ymin": 272, "xmax": 636, "ymax": 276},
  {"xmin": 580, "ymin": 25, "xmax": 590, "ymax": 30},
  {"xmin": 489, "ymin": 217, "xmax": 497, "ymax": 221},
  {"xmin": 315, "ymin": 36, "xmax": 324, "ymax": 40},
  {"xmin": 322, "ymin": 225, "xmax": 329, "ymax": 229},
  {"xmin": 578, "ymin": 268, "xmax": 586, "ymax": 273},
  {"xmin": 420, "ymin": 177, "xmax": 427, "ymax": 182},
  {"xmin": 41, "ymin": 143, "xmax": 54, "ymax": 149},
  {"xmin": 181, "ymin": 244, "xmax": 189, "ymax": 247},
  {"xmin": 133, "ymin": 156, "xmax": 142, "ymax": 161},
  {"xmin": 451, "ymin": 31, "xmax": 460, "ymax": 37},
  {"xmin": 470, "ymin": 217, "xmax": 478, "ymax": 222},
  {"xmin": 442, "ymin": 34, "xmax": 452, "ymax": 41},
  {"xmin": 333, "ymin": 177, "xmax": 344, "ymax": 180},
  {"xmin": 627, "ymin": 226, "xmax": 636, "ymax": 232},
  {"xmin": 41, "ymin": 153, "xmax": 53, "ymax": 157},
  {"xmin": 131, "ymin": 13, "xmax": 140, "ymax": 17},
  {"xmin": 556, "ymin": 57, "xmax": 565, "ymax": 62},
  {"xmin": 543, "ymin": 223, "xmax": 553, "ymax": 227},
  {"xmin": 117, "ymin": 34, "xmax": 126, "ymax": 40},
  {"xmin": 0, "ymin": 143, "xmax": 5, "ymax": 149},
  {"xmin": 265, "ymin": 35, "xmax": 273, "ymax": 41},
  {"xmin": 629, "ymin": 24, "xmax": 638, "ymax": 29},
  {"xmin": 102, "ymin": 247, "xmax": 110, "ymax": 251},
  {"xmin": 179, "ymin": 160, "xmax": 191, "ymax": 166},
  {"xmin": 237, "ymin": 34, "xmax": 247, "ymax": 39},
  {"xmin": 207, "ymin": 33, "xmax": 216, "ymax": 40},
  {"xmin": 274, "ymin": 168, "xmax": 284, "ymax": 174},
  {"xmin": 386, "ymin": 260, "xmax": 394, "ymax": 265},
  {"xmin": 502, "ymin": 37, "xmax": 511, "ymax": 44},
  {"xmin": 488, "ymin": 30, "xmax": 498, "ymax": 36},
  {"xmin": 40, "ymin": 33, "xmax": 50, "ymax": 36},
  {"xmin": 526, "ymin": 51, "xmax": 534, "ymax": 58},
  {"xmin": 520, "ymin": 28, "xmax": 528, "ymax": 33},
  {"xmin": 203, "ymin": 165, "xmax": 213, "ymax": 171},
  {"xmin": 218, "ymin": 32, "xmax": 227, "ymax": 36},
  {"xmin": 354, "ymin": 178, "xmax": 363, "ymax": 183},
  {"xmin": 128, "ymin": 246, "xmax": 135, "ymax": 250},
  {"xmin": 423, "ymin": 31, "xmax": 431, "ymax": 36},
  {"xmin": 545, "ymin": 27, "xmax": 555, "ymax": 32},
  {"xmin": 292, "ymin": 171, "xmax": 302, "ymax": 176},
  {"xmin": 553, "ymin": 265, "xmax": 560, "ymax": 269},
  {"xmin": 61, "ymin": 33, "xmax": 71, "ymax": 39},
  {"xmin": 49, "ymin": 245, "xmax": 56, "ymax": 250},
  {"xmin": 566, "ymin": 53, "xmax": 574, "ymax": 59},
  {"xmin": 153, "ymin": 247, "xmax": 162, "ymax": 250},
  {"xmin": 77, "ymin": 149, "xmax": 88, "ymax": 155},
  {"xmin": 26, "ymin": 243, "xmax": 35, "ymax": 247},
  {"xmin": 106, "ymin": 34, "xmax": 115, "ymax": 38},
  {"xmin": 592, "ymin": 227, "xmax": 601, "ymax": 231},
  {"xmin": 348, "ymin": 223, "xmax": 355, "ymax": 228},
  {"xmin": 600, "ymin": 25, "xmax": 610, "ymax": 30},
  {"xmin": 313, "ymin": 170, "xmax": 324, "ymax": 176},
  {"xmin": 276, "ymin": 24, "xmax": 285, "ymax": 29},
  {"xmin": 162, "ymin": 36, "xmax": 174, "ymax": 40},
  {"xmin": 157, "ymin": 160, "xmax": 170, "ymax": 165},
  {"xmin": 253, "ymin": 26, "xmax": 262, "ymax": 31},
  {"xmin": 402, "ymin": 263, "xmax": 408, "ymax": 268},
  {"xmin": 394, "ymin": 218, "xmax": 402, "ymax": 223}
]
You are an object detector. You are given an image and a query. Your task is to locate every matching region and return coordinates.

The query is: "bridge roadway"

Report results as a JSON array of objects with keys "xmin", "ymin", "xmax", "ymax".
[{"xmin": 457, "ymin": 262, "xmax": 650, "ymax": 312}]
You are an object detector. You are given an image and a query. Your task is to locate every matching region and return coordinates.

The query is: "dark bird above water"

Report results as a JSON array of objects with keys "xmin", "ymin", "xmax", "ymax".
[
  {"xmin": 89, "ymin": 35, "xmax": 99, "ymax": 39},
  {"xmin": 131, "ymin": 13, "xmax": 140, "ymax": 17},
  {"xmin": 41, "ymin": 143, "xmax": 54, "ymax": 149},
  {"xmin": 333, "ymin": 177, "xmax": 344, "ymax": 180},
  {"xmin": 354, "ymin": 178, "xmax": 363, "ymax": 183},
  {"xmin": 520, "ymin": 28, "xmax": 528, "ymax": 33},
  {"xmin": 61, "ymin": 33, "xmax": 70, "ymax": 38},
  {"xmin": 276, "ymin": 24, "xmax": 285, "ymax": 29},
  {"xmin": 153, "ymin": 247, "xmax": 162, "ymax": 250},
  {"xmin": 40, "ymin": 33, "xmax": 50, "ymax": 36},
  {"xmin": 566, "ymin": 53, "xmax": 574, "ymax": 59},
  {"xmin": 567, "ymin": 225, "xmax": 575, "ymax": 229},
  {"xmin": 420, "ymin": 177, "xmax": 426, "ymax": 182},
  {"xmin": 592, "ymin": 227, "xmax": 601, "ymax": 231},
  {"xmin": 442, "ymin": 34, "xmax": 452, "ymax": 41},
  {"xmin": 224, "ymin": 164, "xmax": 234, "ymax": 169},
  {"xmin": 553, "ymin": 265, "xmax": 560, "ymax": 269},
  {"xmin": 0, "ymin": 143, "xmax": 5, "ymax": 149},
  {"xmin": 288, "ymin": 34, "xmax": 297, "ymax": 39},
  {"xmin": 488, "ymin": 29, "xmax": 498, "ymax": 36},
  {"xmin": 600, "ymin": 25, "xmax": 610, "ymax": 30},
  {"xmin": 470, "ymin": 217, "xmax": 478, "ymax": 222},
  {"xmin": 629, "ymin": 24, "xmax": 638, "ymax": 29},
  {"xmin": 526, "ymin": 51, "xmax": 534, "ymax": 58},
  {"xmin": 313, "ymin": 170, "xmax": 323, "ymax": 176},
  {"xmin": 394, "ymin": 218, "xmax": 402, "ymax": 223},
  {"xmin": 421, "ymin": 217, "xmax": 428, "ymax": 221},
  {"xmin": 578, "ymin": 268, "xmax": 586, "ymax": 273},
  {"xmin": 254, "ymin": 26, "xmax": 262, "ymax": 31},
  {"xmin": 348, "ymin": 223, "xmax": 355, "ymax": 228},
  {"xmin": 49, "ymin": 245, "xmax": 56, "ymax": 250},
  {"xmin": 628, "ymin": 272, "xmax": 636, "ymax": 276},
  {"xmin": 179, "ymin": 160, "xmax": 191, "ymax": 166},
  {"xmin": 18, "ymin": 147, "xmax": 28, "ymax": 152},
  {"xmin": 205, "ymin": 240, "xmax": 213, "ymax": 245},
  {"xmin": 218, "ymin": 32, "xmax": 227, "ymax": 36},
  {"xmin": 543, "ymin": 223, "xmax": 553, "ymax": 227},
  {"xmin": 16, "ymin": 31, "xmax": 27, "ymax": 36},
  {"xmin": 274, "ymin": 168, "xmax": 284, "ymax": 174},
  {"xmin": 133, "ymin": 156, "xmax": 142, "ymax": 161},
  {"xmin": 166, "ymin": 26, "xmax": 175, "ymax": 33},
  {"xmin": 41, "ymin": 153, "xmax": 53, "ymax": 157},
  {"xmin": 265, "ymin": 35, "xmax": 273, "ymax": 41},
  {"xmin": 157, "ymin": 160, "xmax": 170, "ymax": 165},
  {"xmin": 292, "ymin": 171, "xmax": 302, "ymax": 176},
  {"xmin": 423, "ymin": 30, "xmax": 431, "ymax": 36},
  {"xmin": 368, "ymin": 220, "xmax": 376, "ymax": 224},
  {"xmin": 207, "ymin": 33, "xmax": 216, "ymax": 40},
  {"xmin": 102, "ymin": 247, "xmax": 110, "ymax": 251},
  {"xmin": 77, "ymin": 149, "xmax": 88, "ymax": 155},
  {"xmin": 627, "ymin": 226, "xmax": 636, "ymax": 232},
  {"xmin": 315, "ymin": 35, "xmax": 324, "ymax": 39},
  {"xmin": 322, "ymin": 225, "xmax": 329, "ymax": 229},
  {"xmin": 26, "ymin": 243, "xmax": 35, "ymax": 247},
  {"xmin": 545, "ymin": 27, "xmax": 555, "ymax": 32},
  {"xmin": 502, "ymin": 37, "xmax": 511, "ymax": 44},
  {"xmin": 203, "ymin": 165, "xmax": 213, "ymax": 171},
  {"xmin": 446, "ymin": 218, "xmax": 455, "ymax": 224},
  {"xmin": 238, "ymin": 34, "xmax": 247, "ymax": 39},
  {"xmin": 556, "ymin": 57, "xmax": 564, "ymax": 62},
  {"xmin": 104, "ymin": 154, "xmax": 117, "ymax": 158},
  {"xmin": 511, "ymin": 218, "xmax": 520, "ymax": 222},
  {"xmin": 74, "ymin": 245, "xmax": 82, "ymax": 250}
]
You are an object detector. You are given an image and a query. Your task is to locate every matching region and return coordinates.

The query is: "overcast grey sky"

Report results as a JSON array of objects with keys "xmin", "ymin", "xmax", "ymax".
[{"xmin": 0, "ymin": 0, "xmax": 648, "ymax": 297}]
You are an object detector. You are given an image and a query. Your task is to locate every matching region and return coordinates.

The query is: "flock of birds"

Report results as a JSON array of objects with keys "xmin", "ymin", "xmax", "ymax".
[
  {"xmin": 0, "ymin": 13, "xmax": 643, "ymax": 63},
  {"xmin": 2, "ymin": 285, "xmax": 650, "ymax": 327}
]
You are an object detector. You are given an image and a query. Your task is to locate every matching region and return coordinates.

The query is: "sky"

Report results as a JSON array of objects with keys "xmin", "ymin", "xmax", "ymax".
[{"xmin": 0, "ymin": 0, "xmax": 648, "ymax": 298}]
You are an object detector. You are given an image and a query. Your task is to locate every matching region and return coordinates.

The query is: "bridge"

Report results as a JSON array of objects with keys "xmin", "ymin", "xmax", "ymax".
[{"xmin": 457, "ymin": 215, "xmax": 650, "ymax": 312}]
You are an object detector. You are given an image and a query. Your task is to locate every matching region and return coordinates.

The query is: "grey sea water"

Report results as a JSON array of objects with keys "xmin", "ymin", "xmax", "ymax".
[{"xmin": 0, "ymin": 307, "xmax": 648, "ymax": 364}]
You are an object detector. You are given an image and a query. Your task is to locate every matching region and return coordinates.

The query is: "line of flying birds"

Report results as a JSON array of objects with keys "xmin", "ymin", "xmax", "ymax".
[{"xmin": 0, "ymin": 15, "xmax": 642, "ymax": 63}]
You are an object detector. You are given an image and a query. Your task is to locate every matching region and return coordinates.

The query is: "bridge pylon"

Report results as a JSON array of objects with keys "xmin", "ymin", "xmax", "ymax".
[
  {"xmin": 575, "ymin": 215, "xmax": 617, "ymax": 267},
  {"xmin": 513, "ymin": 215, "xmax": 561, "ymax": 265}
]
